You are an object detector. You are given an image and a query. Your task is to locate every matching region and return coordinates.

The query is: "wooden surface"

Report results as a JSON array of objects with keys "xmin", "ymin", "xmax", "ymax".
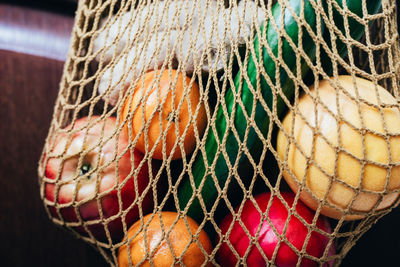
[
  {"xmin": 0, "ymin": 1, "xmax": 399, "ymax": 267},
  {"xmin": 0, "ymin": 50, "xmax": 107, "ymax": 267},
  {"xmin": 0, "ymin": 4, "xmax": 74, "ymax": 60},
  {"xmin": 0, "ymin": 3, "xmax": 107, "ymax": 267}
]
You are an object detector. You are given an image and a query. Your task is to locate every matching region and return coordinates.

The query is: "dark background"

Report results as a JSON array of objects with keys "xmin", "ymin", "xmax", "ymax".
[{"xmin": 1, "ymin": 0, "xmax": 399, "ymax": 266}]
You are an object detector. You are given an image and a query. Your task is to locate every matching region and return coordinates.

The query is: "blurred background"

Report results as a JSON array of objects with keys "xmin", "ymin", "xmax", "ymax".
[{"xmin": 0, "ymin": 0, "xmax": 399, "ymax": 266}]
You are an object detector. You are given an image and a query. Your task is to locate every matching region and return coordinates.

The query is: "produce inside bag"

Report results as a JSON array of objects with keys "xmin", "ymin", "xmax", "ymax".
[{"xmin": 38, "ymin": 0, "xmax": 400, "ymax": 266}]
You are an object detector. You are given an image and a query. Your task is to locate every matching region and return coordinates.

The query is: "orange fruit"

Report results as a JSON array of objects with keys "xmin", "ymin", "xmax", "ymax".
[
  {"xmin": 118, "ymin": 211, "xmax": 213, "ymax": 267},
  {"xmin": 120, "ymin": 69, "xmax": 207, "ymax": 160}
]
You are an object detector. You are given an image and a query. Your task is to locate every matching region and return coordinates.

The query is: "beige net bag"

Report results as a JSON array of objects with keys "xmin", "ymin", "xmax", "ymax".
[{"xmin": 38, "ymin": 0, "xmax": 400, "ymax": 266}]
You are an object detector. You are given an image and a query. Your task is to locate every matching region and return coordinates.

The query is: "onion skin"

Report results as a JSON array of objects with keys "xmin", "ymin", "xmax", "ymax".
[{"xmin": 277, "ymin": 75, "xmax": 400, "ymax": 220}]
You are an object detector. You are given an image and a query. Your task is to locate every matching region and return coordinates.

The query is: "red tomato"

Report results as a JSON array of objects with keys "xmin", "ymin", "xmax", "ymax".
[{"xmin": 217, "ymin": 192, "xmax": 335, "ymax": 267}]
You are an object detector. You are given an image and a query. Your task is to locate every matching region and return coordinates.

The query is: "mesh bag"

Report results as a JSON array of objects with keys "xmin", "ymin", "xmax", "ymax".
[{"xmin": 38, "ymin": 0, "xmax": 400, "ymax": 266}]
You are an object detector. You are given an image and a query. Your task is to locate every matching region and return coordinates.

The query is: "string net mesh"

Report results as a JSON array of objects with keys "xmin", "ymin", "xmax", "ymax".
[{"xmin": 38, "ymin": 0, "xmax": 400, "ymax": 266}]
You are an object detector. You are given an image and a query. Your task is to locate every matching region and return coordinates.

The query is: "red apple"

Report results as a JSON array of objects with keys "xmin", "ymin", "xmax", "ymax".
[
  {"xmin": 217, "ymin": 192, "xmax": 335, "ymax": 267},
  {"xmin": 42, "ymin": 116, "xmax": 153, "ymax": 242}
]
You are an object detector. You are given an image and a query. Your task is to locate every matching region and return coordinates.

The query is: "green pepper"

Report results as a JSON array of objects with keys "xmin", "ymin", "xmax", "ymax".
[{"xmin": 178, "ymin": 0, "xmax": 382, "ymax": 223}]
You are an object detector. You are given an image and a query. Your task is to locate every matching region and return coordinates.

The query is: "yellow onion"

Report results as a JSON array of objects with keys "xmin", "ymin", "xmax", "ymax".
[{"xmin": 277, "ymin": 75, "xmax": 400, "ymax": 220}]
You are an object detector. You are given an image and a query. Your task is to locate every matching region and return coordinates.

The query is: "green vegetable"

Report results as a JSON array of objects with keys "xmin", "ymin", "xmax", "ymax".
[
  {"xmin": 177, "ymin": 0, "xmax": 382, "ymax": 223},
  {"xmin": 178, "ymin": 0, "xmax": 319, "ymax": 222},
  {"xmin": 321, "ymin": 0, "xmax": 382, "ymax": 75}
]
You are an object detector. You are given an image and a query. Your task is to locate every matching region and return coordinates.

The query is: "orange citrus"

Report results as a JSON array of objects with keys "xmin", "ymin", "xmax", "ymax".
[
  {"xmin": 118, "ymin": 211, "xmax": 213, "ymax": 267},
  {"xmin": 120, "ymin": 70, "xmax": 207, "ymax": 160}
]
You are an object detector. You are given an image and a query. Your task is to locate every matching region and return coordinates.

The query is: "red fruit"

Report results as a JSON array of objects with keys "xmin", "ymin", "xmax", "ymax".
[
  {"xmin": 43, "ymin": 116, "xmax": 153, "ymax": 242},
  {"xmin": 217, "ymin": 192, "xmax": 335, "ymax": 267}
]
